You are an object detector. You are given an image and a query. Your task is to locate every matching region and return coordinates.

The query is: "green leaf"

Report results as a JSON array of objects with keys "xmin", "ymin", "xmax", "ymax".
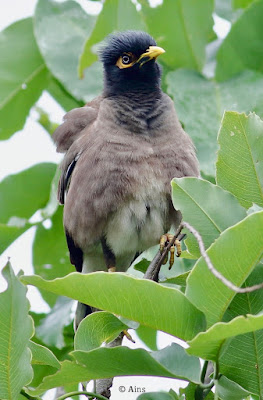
[
  {"xmin": 29, "ymin": 344, "xmax": 200, "ymax": 394},
  {"xmin": 29, "ymin": 365, "xmax": 58, "ymax": 389},
  {"xmin": 216, "ymin": 112, "xmax": 263, "ymax": 208},
  {"xmin": 215, "ymin": 0, "xmax": 237, "ymax": 20},
  {"xmin": 233, "ymin": 0, "xmax": 255, "ymax": 9},
  {"xmin": 139, "ymin": 0, "xmax": 214, "ymax": 71},
  {"xmin": 21, "ymin": 272, "xmax": 206, "ymax": 341},
  {"xmin": 162, "ymin": 271, "xmax": 190, "ymax": 287},
  {"xmin": 34, "ymin": 0, "xmax": 99, "ymax": 102},
  {"xmin": 0, "ymin": 223, "xmax": 32, "ymax": 255},
  {"xmin": 186, "ymin": 211, "xmax": 263, "ymax": 327},
  {"xmin": 36, "ymin": 297, "xmax": 73, "ymax": 348},
  {"xmin": 179, "ymin": 383, "xmax": 214, "ymax": 400},
  {"xmin": 171, "ymin": 177, "xmax": 246, "ymax": 257},
  {"xmin": 78, "ymin": 0, "xmax": 146, "ymax": 76},
  {"xmin": 0, "ymin": 163, "xmax": 57, "ymax": 224},
  {"xmin": 136, "ymin": 324, "xmax": 158, "ymax": 351},
  {"xmin": 0, "ymin": 263, "xmax": 34, "ymax": 400},
  {"xmin": 216, "ymin": 1, "xmax": 263, "ymax": 81},
  {"xmin": 218, "ymin": 265, "xmax": 263, "ymax": 396},
  {"xmin": 33, "ymin": 207, "xmax": 74, "ymax": 307},
  {"xmin": 0, "ymin": 18, "xmax": 49, "ymax": 140},
  {"xmin": 149, "ymin": 344, "xmax": 201, "ymax": 382},
  {"xmin": 166, "ymin": 69, "xmax": 263, "ymax": 174},
  {"xmin": 74, "ymin": 311, "xmax": 127, "ymax": 351},
  {"xmin": 137, "ymin": 393, "xmax": 175, "ymax": 400},
  {"xmin": 28, "ymin": 341, "xmax": 60, "ymax": 369},
  {"xmin": 187, "ymin": 313, "xmax": 263, "ymax": 361},
  {"xmin": 216, "ymin": 375, "xmax": 250, "ymax": 400}
]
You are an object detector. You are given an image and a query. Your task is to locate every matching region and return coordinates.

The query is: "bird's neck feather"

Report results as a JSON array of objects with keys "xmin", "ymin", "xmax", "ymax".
[{"xmin": 103, "ymin": 91, "xmax": 165, "ymax": 134}]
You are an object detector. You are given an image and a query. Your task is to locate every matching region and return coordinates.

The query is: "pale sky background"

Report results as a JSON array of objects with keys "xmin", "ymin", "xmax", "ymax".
[{"xmin": 0, "ymin": 1, "xmax": 230, "ymax": 398}]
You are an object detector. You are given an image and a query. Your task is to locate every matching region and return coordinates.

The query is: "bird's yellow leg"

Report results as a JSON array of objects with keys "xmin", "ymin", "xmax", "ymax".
[
  {"xmin": 160, "ymin": 233, "xmax": 182, "ymax": 269},
  {"xmin": 123, "ymin": 330, "xmax": 135, "ymax": 343},
  {"xmin": 175, "ymin": 238, "xmax": 182, "ymax": 257}
]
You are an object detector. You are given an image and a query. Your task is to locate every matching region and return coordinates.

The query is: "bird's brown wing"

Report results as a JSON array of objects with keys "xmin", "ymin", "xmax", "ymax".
[
  {"xmin": 53, "ymin": 96, "xmax": 102, "ymax": 153},
  {"xmin": 53, "ymin": 96, "xmax": 102, "ymax": 204}
]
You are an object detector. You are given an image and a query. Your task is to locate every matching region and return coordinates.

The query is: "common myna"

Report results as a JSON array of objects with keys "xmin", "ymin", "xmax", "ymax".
[{"xmin": 53, "ymin": 31, "xmax": 199, "ymax": 325}]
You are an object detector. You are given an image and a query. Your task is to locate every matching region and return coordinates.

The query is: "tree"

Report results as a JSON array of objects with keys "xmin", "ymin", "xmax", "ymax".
[{"xmin": 0, "ymin": 0, "xmax": 263, "ymax": 399}]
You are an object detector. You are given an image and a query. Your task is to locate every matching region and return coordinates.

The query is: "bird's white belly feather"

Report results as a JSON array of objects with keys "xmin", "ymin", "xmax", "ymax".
[{"xmin": 104, "ymin": 181, "xmax": 169, "ymax": 256}]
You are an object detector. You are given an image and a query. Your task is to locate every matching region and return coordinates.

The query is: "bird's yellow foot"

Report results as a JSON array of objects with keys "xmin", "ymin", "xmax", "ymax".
[
  {"xmin": 108, "ymin": 266, "xmax": 116, "ymax": 273},
  {"xmin": 160, "ymin": 234, "xmax": 182, "ymax": 269},
  {"xmin": 123, "ymin": 329, "xmax": 135, "ymax": 343}
]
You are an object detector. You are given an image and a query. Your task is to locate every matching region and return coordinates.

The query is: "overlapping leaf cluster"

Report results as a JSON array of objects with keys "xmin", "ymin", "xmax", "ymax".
[{"xmin": 1, "ymin": 0, "xmax": 263, "ymax": 399}]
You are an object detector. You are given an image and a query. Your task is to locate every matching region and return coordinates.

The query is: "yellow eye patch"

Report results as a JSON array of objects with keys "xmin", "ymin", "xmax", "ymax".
[{"xmin": 116, "ymin": 52, "xmax": 137, "ymax": 69}]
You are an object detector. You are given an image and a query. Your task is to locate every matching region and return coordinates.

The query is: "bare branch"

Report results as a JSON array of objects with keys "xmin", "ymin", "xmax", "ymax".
[{"xmin": 183, "ymin": 221, "xmax": 263, "ymax": 294}]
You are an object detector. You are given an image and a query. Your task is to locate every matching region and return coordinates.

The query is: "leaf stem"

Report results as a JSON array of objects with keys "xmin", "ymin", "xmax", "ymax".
[
  {"xmin": 200, "ymin": 360, "xmax": 209, "ymax": 383},
  {"xmin": 56, "ymin": 390, "xmax": 109, "ymax": 400},
  {"xmin": 20, "ymin": 389, "xmax": 42, "ymax": 400}
]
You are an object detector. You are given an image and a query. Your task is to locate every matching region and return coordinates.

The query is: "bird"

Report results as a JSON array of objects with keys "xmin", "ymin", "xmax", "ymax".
[{"xmin": 53, "ymin": 30, "xmax": 199, "ymax": 327}]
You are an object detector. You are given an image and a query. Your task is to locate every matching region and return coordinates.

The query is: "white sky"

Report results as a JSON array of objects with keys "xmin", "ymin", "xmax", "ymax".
[{"xmin": 0, "ymin": 1, "xmax": 230, "ymax": 398}]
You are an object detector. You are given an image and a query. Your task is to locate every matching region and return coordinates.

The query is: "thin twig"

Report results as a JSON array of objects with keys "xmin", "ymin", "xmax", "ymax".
[
  {"xmin": 182, "ymin": 221, "xmax": 263, "ymax": 293},
  {"xmin": 56, "ymin": 390, "xmax": 109, "ymax": 400},
  {"xmin": 144, "ymin": 224, "xmax": 184, "ymax": 280}
]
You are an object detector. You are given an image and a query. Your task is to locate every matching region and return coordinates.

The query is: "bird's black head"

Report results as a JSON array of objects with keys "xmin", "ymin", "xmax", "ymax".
[{"xmin": 99, "ymin": 31, "xmax": 164, "ymax": 97}]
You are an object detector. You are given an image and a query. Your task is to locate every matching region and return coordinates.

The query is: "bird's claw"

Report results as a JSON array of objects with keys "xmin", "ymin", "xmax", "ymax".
[
  {"xmin": 160, "ymin": 234, "xmax": 182, "ymax": 269},
  {"xmin": 123, "ymin": 329, "xmax": 135, "ymax": 343}
]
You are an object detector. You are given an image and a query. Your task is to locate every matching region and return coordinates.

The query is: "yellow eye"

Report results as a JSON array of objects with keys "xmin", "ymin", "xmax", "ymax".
[{"xmin": 116, "ymin": 52, "xmax": 136, "ymax": 69}]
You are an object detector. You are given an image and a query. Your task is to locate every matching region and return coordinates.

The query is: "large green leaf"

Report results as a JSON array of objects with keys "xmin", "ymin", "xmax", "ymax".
[
  {"xmin": 186, "ymin": 211, "xmax": 263, "ymax": 327},
  {"xmin": 218, "ymin": 265, "xmax": 263, "ymax": 396},
  {"xmin": 0, "ymin": 223, "xmax": 32, "ymax": 255},
  {"xmin": 216, "ymin": 0, "xmax": 263, "ymax": 81},
  {"xmin": 233, "ymin": 0, "xmax": 255, "ymax": 9},
  {"xmin": 33, "ymin": 207, "xmax": 74, "ymax": 307},
  {"xmin": 74, "ymin": 311, "xmax": 127, "ymax": 351},
  {"xmin": 216, "ymin": 375, "xmax": 250, "ymax": 400},
  {"xmin": 21, "ymin": 272, "xmax": 206, "ymax": 341},
  {"xmin": 216, "ymin": 112, "xmax": 263, "ymax": 208},
  {"xmin": 29, "ymin": 344, "xmax": 201, "ymax": 394},
  {"xmin": 28, "ymin": 341, "xmax": 60, "ymax": 369},
  {"xmin": 187, "ymin": 313, "xmax": 263, "ymax": 361},
  {"xmin": 0, "ymin": 264, "xmax": 34, "ymax": 400},
  {"xmin": 0, "ymin": 18, "xmax": 49, "ymax": 140},
  {"xmin": 34, "ymin": 0, "xmax": 100, "ymax": 102},
  {"xmin": 0, "ymin": 163, "xmax": 56, "ymax": 224},
  {"xmin": 171, "ymin": 177, "xmax": 246, "ymax": 257},
  {"xmin": 139, "ymin": 0, "xmax": 214, "ymax": 71},
  {"xmin": 136, "ymin": 324, "xmax": 158, "ymax": 351},
  {"xmin": 29, "ymin": 365, "xmax": 58, "ymax": 389},
  {"xmin": 78, "ymin": 0, "xmax": 146, "ymax": 76},
  {"xmin": 166, "ymin": 69, "xmax": 263, "ymax": 174}
]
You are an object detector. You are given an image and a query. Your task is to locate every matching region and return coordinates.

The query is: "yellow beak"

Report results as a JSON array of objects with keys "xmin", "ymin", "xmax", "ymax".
[{"xmin": 136, "ymin": 46, "xmax": 165, "ymax": 67}]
